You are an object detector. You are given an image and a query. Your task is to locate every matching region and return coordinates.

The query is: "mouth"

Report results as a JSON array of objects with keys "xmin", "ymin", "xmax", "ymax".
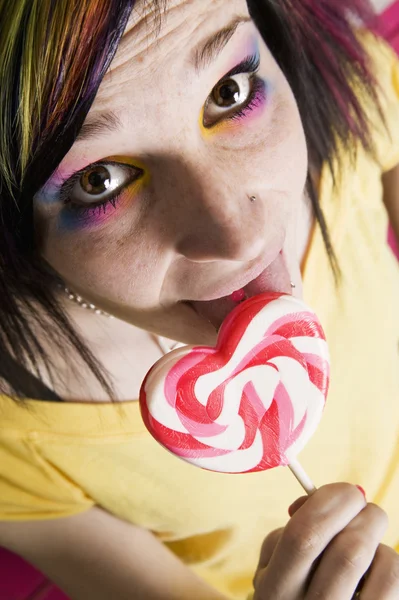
[{"xmin": 188, "ymin": 251, "xmax": 293, "ymax": 331}]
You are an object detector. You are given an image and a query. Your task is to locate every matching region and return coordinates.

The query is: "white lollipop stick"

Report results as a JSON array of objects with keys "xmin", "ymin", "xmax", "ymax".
[{"xmin": 289, "ymin": 458, "xmax": 317, "ymax": 495}]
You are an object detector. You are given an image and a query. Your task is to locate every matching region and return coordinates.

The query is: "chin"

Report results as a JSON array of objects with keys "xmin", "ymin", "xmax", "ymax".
[
  {"xmin": 123, "ymin": 301, "xmax": 220, "ymax": 347},
  {"xmin": 161, "ymin": 303, "xmax": 219, "ymax": 346}
]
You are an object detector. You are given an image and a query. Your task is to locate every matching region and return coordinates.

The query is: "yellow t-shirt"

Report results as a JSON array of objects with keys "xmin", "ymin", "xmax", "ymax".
[{"xmin": 1, "ymin": 32, "xmax": 399, "ymax": 600}]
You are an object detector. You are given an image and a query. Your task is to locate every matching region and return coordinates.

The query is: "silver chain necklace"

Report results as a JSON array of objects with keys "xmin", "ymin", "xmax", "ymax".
[
  {"xmin": 62, "ymin": 286, "xmax": 114, "ymax": 319},
  {"xmin": 61, "ymin": 285, "xmax": 184, "ymax": 354}
]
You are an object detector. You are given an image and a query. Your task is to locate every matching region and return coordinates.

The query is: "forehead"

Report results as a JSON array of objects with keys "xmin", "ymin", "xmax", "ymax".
[
  {"xmin": 75, "ymin": 0, "xmax": 253, "ymax": 145},
  {"xmin": 102, "ymin": 0, "xmax": 250, "ymax": 82}
]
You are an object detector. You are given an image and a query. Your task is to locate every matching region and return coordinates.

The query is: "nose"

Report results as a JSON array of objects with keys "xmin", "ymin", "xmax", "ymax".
[{"xmin": 169, "ymin": 179, "xmax": 266, "ymax": 264}]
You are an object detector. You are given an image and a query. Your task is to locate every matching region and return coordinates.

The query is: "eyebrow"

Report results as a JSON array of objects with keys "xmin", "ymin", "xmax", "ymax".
[
  {"xmin": 75, "ymin": 15, "xmax": 252, "ymax": 145},
  {"xmin": 193, "ymin": 15, "xmax": 252, "ymax": 74},
  {"xmin": 75, "ymin": 110, "xmax": 123, "ymax": 144}
]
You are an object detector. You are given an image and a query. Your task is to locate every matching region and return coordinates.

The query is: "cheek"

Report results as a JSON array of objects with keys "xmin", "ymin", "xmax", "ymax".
[
  {"xmin": 232, "ymin": 88, "xmax": 307, "ymax": 198},
  {"xmin": 261, "ymin": 87, "xmax": 308, "ymax": 197},
  {"xmin": 40, "ymin": 223, "xmax": 167, "ymax": 308}
]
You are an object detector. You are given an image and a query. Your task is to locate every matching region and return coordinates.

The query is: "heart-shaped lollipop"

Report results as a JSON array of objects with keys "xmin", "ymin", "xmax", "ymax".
[{"xmin": 140, "ymin": 293, "xmax": 330, "ymax": 493}]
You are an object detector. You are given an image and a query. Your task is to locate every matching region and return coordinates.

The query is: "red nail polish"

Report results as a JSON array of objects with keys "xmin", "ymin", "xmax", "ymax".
[{"xmin": 356, "ymin": 485, "xmax": 367, "ymax": 499}]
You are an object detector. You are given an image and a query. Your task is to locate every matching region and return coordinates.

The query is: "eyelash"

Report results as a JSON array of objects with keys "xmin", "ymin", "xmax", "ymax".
[
  {"xmin": 58, "ymin": 53, "xmax": 262, "ymax": 219},
  {"xmin": 224, "ymin": 76, "xmax": 264, "ymax": 123},
  {"xmin": 58, "ymin": 160, "xmax": 140, "ymax": 220},
  {"xmin": 209, "ymin": 53, "xmax": 262, "ymax": 125}
]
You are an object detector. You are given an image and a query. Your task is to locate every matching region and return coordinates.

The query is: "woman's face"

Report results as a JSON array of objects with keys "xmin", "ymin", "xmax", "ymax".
[{"xmin": 34, "ymin": 0, "xmax": 309, "ymax": 345}]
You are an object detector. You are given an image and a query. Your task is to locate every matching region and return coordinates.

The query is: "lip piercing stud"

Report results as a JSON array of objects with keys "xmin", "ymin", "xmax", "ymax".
[
  {"xmin": 290, "ymin": 282, "xmax": 296, "ymax": 289},
  {"xmin": 249, "ymin": 195, "xmax": 256, "ymax": 203}
]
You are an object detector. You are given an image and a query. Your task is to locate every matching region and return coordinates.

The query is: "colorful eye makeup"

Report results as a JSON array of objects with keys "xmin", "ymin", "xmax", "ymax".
[
  {"xmin": 38, "ymin": 36, "xmax": 269, "ymax": 231},
  {"xmin": 58, "ymin": 184, "xmax": 130, "ymax": 231},
  {"xmin": 38, "ymin": 158, "xmax": 148, "ymax": 232},
  {"xmin": 201, "ymin": 37, "xmax": 269, "ymax": 134},
  {"xmin": 202, "ymin": 53, "xmax": 266, "ymax": 127},
  {"xmin": 60, "ymin": 166, "xmax": 147, "ymax": 231}
]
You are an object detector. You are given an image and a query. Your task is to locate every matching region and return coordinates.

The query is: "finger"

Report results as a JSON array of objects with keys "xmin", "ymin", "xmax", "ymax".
[
  {"xmin": 361, "ymin": 544, "xmax": 399, "ymax": 600},
  {"xmin": 257, "ymin": 484, "xmax": 366, "ymax": 599},
  {"xmin": 305, "ymin": 503, "xmax": 388, "ymax": 600},
  {"xmin": 257, "ymin": 495, "xmax": 318, "ymax": 572},
  {"xmin": 254, "ymin": 528, "xmax": 284, "ymax": 588},
  {"xmin": 289, "ymin": 496, "xmax": 308, "ymax": 517},
  {"xmin": 258, "ymin": 528, "xmax": 285, "ymax": 567},
  {"xmin": 254, "ymin": 498, "xmax": 314, "ymax": 591}
]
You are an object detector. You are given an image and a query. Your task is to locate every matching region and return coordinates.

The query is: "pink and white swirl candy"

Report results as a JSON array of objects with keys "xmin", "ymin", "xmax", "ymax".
[{"xmin": 140, "ymin": 293, "xmax": 330, "ymax": 482}]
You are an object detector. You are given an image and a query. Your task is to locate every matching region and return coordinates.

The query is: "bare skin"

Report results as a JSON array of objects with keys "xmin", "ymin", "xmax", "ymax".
[
  {"xmin": 33, "ymin": 0, "xmax": 313, "ymax": 401},
  {"xmin": 0, "ymin": 484, "xmax": 397, "ymax": 599},
  {"xmin": 5, "ymin": 1, "xmax": 394, "ymax": 598}
]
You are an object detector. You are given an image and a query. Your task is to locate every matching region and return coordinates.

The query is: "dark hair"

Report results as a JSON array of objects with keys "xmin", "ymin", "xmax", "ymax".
[
  {"xmin": 248, "ymin": 0, "xmax": 383, "ymax": 270},
  {"xmin": 0, "ymin": 0, "xmax": 384, "ymax": 400}
]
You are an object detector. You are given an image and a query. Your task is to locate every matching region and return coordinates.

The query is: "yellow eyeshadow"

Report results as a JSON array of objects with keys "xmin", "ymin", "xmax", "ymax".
[
  {"xmin": 106, "ymin": 155, "xmax": 151, "ymax": 188},
  {"xmin": 198, "ymin": 109, "xmax": 246, "ymax": 137}
]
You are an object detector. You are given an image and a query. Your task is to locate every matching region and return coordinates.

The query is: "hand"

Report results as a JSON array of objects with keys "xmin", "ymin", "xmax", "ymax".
[{"xmin": 252, "ymin": 483, "xmax": 399, "ymax": 599}]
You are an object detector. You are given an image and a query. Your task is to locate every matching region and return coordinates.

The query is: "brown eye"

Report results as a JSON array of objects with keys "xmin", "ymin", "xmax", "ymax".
[
  {"xmin": 80, "ymin": 166, "xmax": 112, "ymax": 195},
  {"xmin": 66, "ymin": 163, "xmax": 141, "ymax": 206},
  {"xmin": 204, "ymin": 73, "xmax": 252, "ymax": 127},
  {"xmin": 212, "ymin": 78, "xmax": 242, "ymax": 107}
]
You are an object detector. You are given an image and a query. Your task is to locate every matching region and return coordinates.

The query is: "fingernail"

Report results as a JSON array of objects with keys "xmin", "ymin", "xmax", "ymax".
[{"xmin": 356, "ymin": 485, "xmax": 367, "ymax": 499}]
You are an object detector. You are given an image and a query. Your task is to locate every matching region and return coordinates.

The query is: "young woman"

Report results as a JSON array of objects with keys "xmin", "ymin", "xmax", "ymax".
[{"xmin": 0, "ymin": 1, "xmax": 399, "ymax": 598}]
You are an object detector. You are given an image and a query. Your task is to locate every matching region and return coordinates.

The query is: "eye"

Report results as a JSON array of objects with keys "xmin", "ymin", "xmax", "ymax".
[
  {"xmin": 60, "ymin": 162, "xmax": 142, "ymax": 208},
  {"xmin": 203, "ymin": 54, "xmax": 262, "ymax": 128},
  {"xmin": 205, "ymin": 74, "xmax": 252, "ymax": 120}
]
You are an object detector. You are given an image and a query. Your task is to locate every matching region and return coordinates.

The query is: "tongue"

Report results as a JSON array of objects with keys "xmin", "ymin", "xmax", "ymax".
[{"xmin": 191, "ymin": 252, "xmax": 293, "ymax": 330}]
